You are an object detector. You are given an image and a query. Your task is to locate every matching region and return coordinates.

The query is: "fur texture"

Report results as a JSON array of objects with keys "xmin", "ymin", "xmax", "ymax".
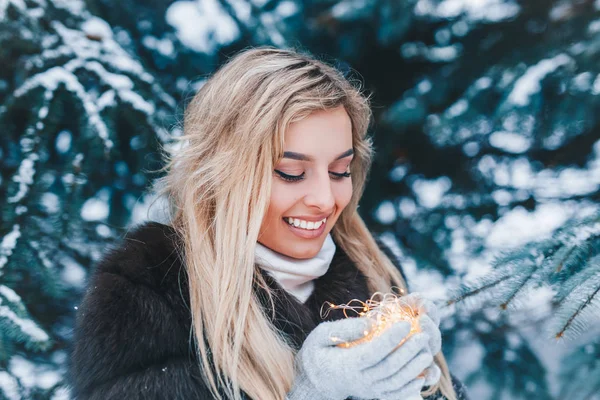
[{"xmin": 66, "ymin": 221, "xmax": 467, "ymax": 399}]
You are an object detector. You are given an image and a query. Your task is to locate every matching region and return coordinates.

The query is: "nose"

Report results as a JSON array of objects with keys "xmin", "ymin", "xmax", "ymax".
[{"xmin": 303, "ymin": 170, "xmax": 335, "ymax": 212}]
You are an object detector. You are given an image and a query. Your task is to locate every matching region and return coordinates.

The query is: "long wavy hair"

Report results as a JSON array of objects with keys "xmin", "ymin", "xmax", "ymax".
[{"xmin": 153, "ymin": 46, "xmax": 457, "ymax": 400}]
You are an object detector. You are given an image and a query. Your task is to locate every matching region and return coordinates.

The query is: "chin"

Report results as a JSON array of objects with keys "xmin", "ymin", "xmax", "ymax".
[{"xmin": 284, "ymin": 244, "xmax": 320, "ymax": 260}]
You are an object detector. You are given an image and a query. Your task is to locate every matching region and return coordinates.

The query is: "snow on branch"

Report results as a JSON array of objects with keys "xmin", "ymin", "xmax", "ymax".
[
  {"xmin": 448, "ymin": 212, "xmax": 600, "ymax": 339},
  {"xmin": 0, "ymin": 284, "xmax": 51, "ymax": 350}
]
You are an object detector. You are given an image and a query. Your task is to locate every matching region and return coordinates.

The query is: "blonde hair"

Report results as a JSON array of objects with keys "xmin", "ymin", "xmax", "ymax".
[{"xmin": 153, "ymin": 46, "xmax": 457, "ymax": 400}]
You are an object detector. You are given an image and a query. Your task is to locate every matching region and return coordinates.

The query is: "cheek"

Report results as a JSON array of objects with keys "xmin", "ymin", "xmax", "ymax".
[
  {"xmin": 268, "ymin": 181, "xmax": 300, "ymax": 217},
  {"xmin": 334, "ymin": 180, "xmax": 353, "ymax": 210}
]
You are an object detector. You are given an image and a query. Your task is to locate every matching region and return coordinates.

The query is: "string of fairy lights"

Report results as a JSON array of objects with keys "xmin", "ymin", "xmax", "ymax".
[{"xmin": 320, "ymin": 291, "xmax": 428, "ymax": 400}]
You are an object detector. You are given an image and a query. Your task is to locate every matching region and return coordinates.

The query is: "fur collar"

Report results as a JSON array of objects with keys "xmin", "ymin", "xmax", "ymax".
[{"xmin": 116, "ymin": 221, "xmax": 373, "ymax": 350}]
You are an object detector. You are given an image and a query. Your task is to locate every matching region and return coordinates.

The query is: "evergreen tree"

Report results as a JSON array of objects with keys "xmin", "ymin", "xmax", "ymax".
[
  {"xmin": 1, "ymin": 0, "xmax": 599, "ymax": 399},
  {"xmin": 0, "ymin": 0, "xmax": 173, "ymax": 397}
]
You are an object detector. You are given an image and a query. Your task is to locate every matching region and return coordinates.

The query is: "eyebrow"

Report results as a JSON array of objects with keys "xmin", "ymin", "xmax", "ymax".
[{"xmin": 282, "ymin": 148, "xmax": 354, "ymax": 162}]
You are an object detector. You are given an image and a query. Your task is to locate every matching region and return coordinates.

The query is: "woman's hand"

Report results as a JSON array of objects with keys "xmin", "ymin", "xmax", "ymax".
[
  {"xmin": 286, "ymin": 317, "xmax": 433, "ymax": 400},
  {"xmin": 401, "ymin": 292, "xmax": 443, "ymax": 387}
]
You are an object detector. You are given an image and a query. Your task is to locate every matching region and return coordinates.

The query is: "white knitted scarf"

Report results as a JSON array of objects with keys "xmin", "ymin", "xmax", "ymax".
[{"xmin": 255, "ymin": 234, "xmax": 336, "ymax": 303}]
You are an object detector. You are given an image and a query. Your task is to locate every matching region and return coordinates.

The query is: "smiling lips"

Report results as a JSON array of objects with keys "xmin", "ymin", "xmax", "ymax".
[{"xmin": 284, "ymin": 217, "xmax": 327, "ymax": 230}]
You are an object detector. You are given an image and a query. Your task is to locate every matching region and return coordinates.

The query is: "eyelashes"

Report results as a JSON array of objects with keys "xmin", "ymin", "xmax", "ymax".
[{"xmin": 274, "ymin": 170, "xmax": 351, "ymax": 182}]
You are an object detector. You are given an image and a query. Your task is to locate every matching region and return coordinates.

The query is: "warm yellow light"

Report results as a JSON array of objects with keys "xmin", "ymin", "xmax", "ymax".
[{"xmin": 321, "ymin": 291, "xmax": 422, "ymax": 348}]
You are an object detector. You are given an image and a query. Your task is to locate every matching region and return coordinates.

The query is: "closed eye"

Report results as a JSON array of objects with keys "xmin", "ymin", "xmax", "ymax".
[{"xmin": 274, "ymin": 170, "xmax": 351, "ymax": 182}]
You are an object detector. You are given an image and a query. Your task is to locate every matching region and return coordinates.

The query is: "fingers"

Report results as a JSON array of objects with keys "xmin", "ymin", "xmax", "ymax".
[
  {"xmin": 379, "ymin": 376, "xmax": 427, "ymax": 400},
  {"xmin": 402, "ymin": 293, "xmax": 440, "ymax": 327},
  {"xmin": 310, "ymin": 317, "xmax": 372, "ymax": 347},
  {"xmin": 352, "ymin": 321, "xmax": 412, "ymax": 367},
  {"xmin": 423, "ymin": 363, "xmax": 441, "ymax": 387},
  {"xmin": 419, "ymin": 297, "xmax": 440, "ymax": 327},
  {"xmin": 361, "ymin": 333, "xmax": 429, "ymax": 379},
  {"xmin": 418, "ymin": 314, "xmax": 442, "ymax": 355},
  {"xmin": 372, "ymin": 349, "xmax": 432, "ymax": 397}
]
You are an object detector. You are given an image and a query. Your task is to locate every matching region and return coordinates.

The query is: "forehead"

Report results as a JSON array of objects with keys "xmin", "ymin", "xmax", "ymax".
[{"xmin": 283, "ymin": 107, "xmax": 353, "ymax": 155}]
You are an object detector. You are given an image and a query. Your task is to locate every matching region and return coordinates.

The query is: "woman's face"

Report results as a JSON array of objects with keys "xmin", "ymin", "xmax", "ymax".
[{"xmin": 258, "ymin": 105, "xmax": 354, "ymax": 259}]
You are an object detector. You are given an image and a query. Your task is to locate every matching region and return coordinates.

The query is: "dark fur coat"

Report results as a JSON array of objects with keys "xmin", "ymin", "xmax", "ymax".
[{"xmin": 66, "ymin": 221, "xmax": 468, "ymax": 400}]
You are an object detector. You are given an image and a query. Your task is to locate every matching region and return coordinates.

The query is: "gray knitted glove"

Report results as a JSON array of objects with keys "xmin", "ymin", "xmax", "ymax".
[
  {"xmin": 286, "ymin": 317, "xmax": 433, "ymax": 400},
  {"xmin": 402, "ymin": 293, "xmax": 443, "ymax": 388}
]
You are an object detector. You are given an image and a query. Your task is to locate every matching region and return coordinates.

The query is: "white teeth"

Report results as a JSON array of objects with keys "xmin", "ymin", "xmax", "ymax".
[{"xmin": 285, "ymin": 217, "xmax": 327, "ymax": 230}]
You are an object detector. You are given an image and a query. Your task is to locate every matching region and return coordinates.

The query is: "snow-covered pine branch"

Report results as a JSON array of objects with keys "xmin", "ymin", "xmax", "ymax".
[
  {"xmin": 558, "ymin": 336, "xmax": 600, "ymax": 399},
  {"xmin": 449, "ymin": 212, "xmax": 600, "ymax": 339},
  {"xmin": 0, "ymin": 0, "xmax": 178, "ymax": 397},
  {"xmin": 0, "ymin": 285, "xmax": 51, "ymax": 354}
]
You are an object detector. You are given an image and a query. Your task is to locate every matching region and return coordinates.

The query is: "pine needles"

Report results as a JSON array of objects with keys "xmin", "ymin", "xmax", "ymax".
[{"xmin": 448, "ymin": 212, "xmax": 600, "ymax": 340}]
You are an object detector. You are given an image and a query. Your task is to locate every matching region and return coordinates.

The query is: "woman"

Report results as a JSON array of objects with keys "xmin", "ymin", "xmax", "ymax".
[{"xmin": 67, "ymin": 47, "xmax": 468, "ymax": 400}]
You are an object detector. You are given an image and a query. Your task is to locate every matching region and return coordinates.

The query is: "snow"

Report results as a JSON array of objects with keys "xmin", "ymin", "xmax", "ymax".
[
  {"xmin": 484, "ymin": 203, "xmax": 570, "ymax": 248},
  {"xmin": 389, "ymin": 165, "xmax": 408, "ymax": 182},
  {"xmin": 412, "ymin": 176, "xmax": 452, "ymax": 208},
  {"xmin": 417, "ymin": 79, "xmax": 432, "ymax": 94},
  {"xmin": 142, "ymin": 35, "xmax": 175, "ymax": 57},
  {"xmin": 474, "ymin": 76, "xmax": 492, "ymax": 90},
  {"xmin": 476, "ymin": 142, "xmax": 600, "ymax": 200},
  {"xmin": 51, "ymin": 21, "xmax": 153, "ymax": 82},
  {"xmin": 375, "ymin": 200, "xmax": 397, "ymax": 224},
  {"xmin": 166, "ymin": 0, "xmax": 240, "ymax": 53},
  {"xmin": 82, "ymin": 60, "xmax": 155, "ymax": 113},
  {"xmin": 591, "ymin": 73, "xmax": 600, "ymax": 95},
  {"xmin": 401, "ymin": 42, "xmax": 462, "ymax": 62},
  {"xmin": 7, "ymin": 153, "xmax": 38, "ymax": 203},
  {"xmin": 0, "ymin": 285, "xmax": 21, "ymax": 303},
  {"xmin": 14, "ymin": 66, "xmax": 113, "ymax": 150},
  {"xmin": 507, "ymin": 54, "xmax": 572, "ymax": 106},
  {"xmin": 488, "ymin": 131, "xmax": 532, "ymax": 153},
  {"xmin": 0, "ymin": 225, "xmax": 21, "ymax": 274},
  {"xmin": 95, "ymin": 224, "xmax": 112, "ymax": 238},
  {"xmin": 119, "ymin": 90, "xmax": 155, "ymax": 114},
  {"xmin": 83, "ymin": 60, "xmax": 133, "ymax": 90},
  {"xmin": 0, "ymin": 0, "xmax": 26, "ymax": 21},
  {"xmin": 130, "ymin": 191, "xmax": 172, "ymax": 225},
  {"xmin": 81, "ymin": 17, "xmax": 112, "ymax": 40},
  {"xmin": 572, "ymin": 71, "xmax": 593, "ymax": 91},
  {"xmin": 0, "ymin": 298, "xmax": 49, "ymax": 343},
  {"xmin": 50, "ymin": 0, "xmax": 86, "ymax": 15},
  {"xmin": 377, "ymin": 231, "xmax": 449, "ymax": 300},
  {"xmin": 227, "ymin": 0, "xmax": 251, "ymax": 22},
  {"xmin": 0, "ymin": 371, "xmax": 20, "ymax": 400},
  {"xmin": 14, "ymin": 17, "xmax": 175, "ymax": 125},
  {"xmin": 9, "ymin": 355, "xmax": 62, "ymax": 390},
  {"xmin": 462, "ymin": 141, "xmax": 480, "ymax": 156},
  {"xmin": 50, "ymin": 386, "xmax": 70, "ymax": 400},
  {"xmin": 97, "ymin": 90, "xmax": 116, "ymax": 110},
  {"xmin": 446, "ymin": 99, "xmax": 468, "ymax": 118},
  {"xmin": 259, "ymin": 11, "xmax": 286, "ymax": 46},
  {"xmin": 80, "ymin": 188, "xmax": 110, "ymax": 221},
  {"xmin": 415, "ymin": 0, "xmax": 520, "ymax": 23},
  {"xmin": 450, "ymin": 331, "xmax": 487, "ymax": 374},
  {"xmin": 55, "ymin": 130, "xmax": 72, "ymax": 154},
  {"xmin": 398, "ymin": 197, "xmax": 417, "ymax": 217},
  {"xmin": 331, "ymin": 0, "xmax": 371, "ymax": 20},
  {"xmin": 28, "ymin": 240, "xmax": 53, "ymax": 269},
  {"xmin": 427, "ymin": 44, "xmax": 462, "ymax": 61},
  {"xmin": 276, "ymin": 1, "xmax": 298, "ymax": 18},
  {"xmin": 60, "ymin": 256, "xmax": 86, "ymax": 288},
  {"xmin": 571, "ymin": 221, "xmax": 600, "ymax": 243},
  {"xmin": 491, "ymin": 189, "xmax": 512, "ymax": 206}
]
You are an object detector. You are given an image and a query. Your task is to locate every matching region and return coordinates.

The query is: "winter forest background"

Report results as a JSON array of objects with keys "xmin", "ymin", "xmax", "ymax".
[{"xmin": 1, "ymin": 0, "xmax": 600, "ymax": 399}]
